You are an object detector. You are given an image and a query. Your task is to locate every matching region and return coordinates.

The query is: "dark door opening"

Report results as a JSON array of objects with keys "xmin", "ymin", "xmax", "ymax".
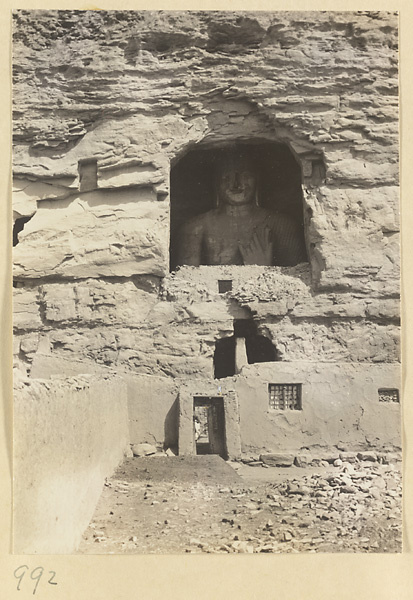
[
  {"xmin": 214, "ymin": 337, "xmax": 236, "ymax": 379},
  {"xmin": 214, "ymin": 319, "xmax": 279, "ymax": 379},
  {"xmin": 193, "ymin": 397, "xmax": 227, "ymax": 459}
]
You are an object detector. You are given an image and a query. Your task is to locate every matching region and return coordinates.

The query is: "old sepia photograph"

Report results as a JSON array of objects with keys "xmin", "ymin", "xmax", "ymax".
[{"xmin": 12, "ymin": 10, "xmax": 401, "ymax": 555}]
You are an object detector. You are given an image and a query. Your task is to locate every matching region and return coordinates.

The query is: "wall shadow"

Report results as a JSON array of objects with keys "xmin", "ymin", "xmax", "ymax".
[{"xmin": 164, "ymin": 394, "xmax": 179, "ymax": 453}]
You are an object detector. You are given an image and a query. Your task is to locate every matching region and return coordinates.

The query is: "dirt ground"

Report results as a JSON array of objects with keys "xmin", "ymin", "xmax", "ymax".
[{"xmin": 77, "ymin": 454, "xmax": 402, "ymax": 554}]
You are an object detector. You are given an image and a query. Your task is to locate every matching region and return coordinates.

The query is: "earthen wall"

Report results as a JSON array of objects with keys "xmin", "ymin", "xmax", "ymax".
[{"xmin": 13, "ymin": 374, "xmax": 129, "ymax": 553}]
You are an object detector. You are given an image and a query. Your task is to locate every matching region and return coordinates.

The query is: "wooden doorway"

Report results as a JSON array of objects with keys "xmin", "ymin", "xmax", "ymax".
[{"xmin": 193, "ymin": 397, "xmax": 227, "ymax": 459}]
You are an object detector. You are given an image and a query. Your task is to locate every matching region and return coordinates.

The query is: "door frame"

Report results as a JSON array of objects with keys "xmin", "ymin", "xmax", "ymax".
[
  {"xmin": 193, "ymin": 396, "xmax": 227, "ymax": 459},
  {"xmin": 178, "ymin": 381, "xmax": 241, "ymax": 459}
]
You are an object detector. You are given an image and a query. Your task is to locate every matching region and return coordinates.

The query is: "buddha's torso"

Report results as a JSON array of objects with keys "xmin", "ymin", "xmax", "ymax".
[{"xmin": 199, "ymin": 205, "xmax": 274, "ymax": 265}]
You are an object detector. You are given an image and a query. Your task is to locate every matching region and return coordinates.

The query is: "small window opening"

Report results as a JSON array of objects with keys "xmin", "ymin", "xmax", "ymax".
[
  {"xmin": 218, "ymin": 280, "xmax": 233, "ymax": 293},
  {"xmin": 78, "ymin": 158, "xmax": 98, "ymax": 192},
  {"xmin": 378, "ymin": 388, "xmax": 399, "ymax": 403},
  {"xmin": 269, "ymin": 383, "xmax": 302, "ymax": 410},
  {"xmin": 13, "ymin": 215, "xmax": 33, "ymax": 247}
]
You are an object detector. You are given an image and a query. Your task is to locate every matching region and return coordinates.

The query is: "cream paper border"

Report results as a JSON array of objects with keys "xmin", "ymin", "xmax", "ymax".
[{"xmin": 1, "ymin": 2, "xmax": 412, "ymax": 598}]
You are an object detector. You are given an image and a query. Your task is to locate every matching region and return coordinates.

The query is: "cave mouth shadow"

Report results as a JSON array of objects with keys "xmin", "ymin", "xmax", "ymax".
[
  {"xmin": 214, "ymin": 319, "xmax": 279, "ymax": 379},
  {"xmin": 13, "ymin": 215, "xmax": 33, "ymax": 247}
]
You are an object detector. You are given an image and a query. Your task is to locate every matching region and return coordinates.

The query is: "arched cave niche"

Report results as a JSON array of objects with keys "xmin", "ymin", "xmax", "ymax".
[
  {"xmin": 214, "ymin": 319, "xmax": 279, "ymax": 380},
  {"xmin": 170, "ymin": 140, "xmax": 309, "ymax": 271}
]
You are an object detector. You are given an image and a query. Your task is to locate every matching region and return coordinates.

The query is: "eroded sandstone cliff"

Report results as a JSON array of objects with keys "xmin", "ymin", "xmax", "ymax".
[{"xmin": 12, "ymin": 10, "xmax": 400, "ymax": 452}]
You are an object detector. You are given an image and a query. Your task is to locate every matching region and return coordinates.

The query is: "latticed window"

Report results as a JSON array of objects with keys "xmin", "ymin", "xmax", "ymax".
[
  {"xmin": 268, "ymin": 384, "xmax": 302, "ymax": 410},
  {"xmin": 378, "ymin": 388, "xmax": 399, "ymax": 403}
]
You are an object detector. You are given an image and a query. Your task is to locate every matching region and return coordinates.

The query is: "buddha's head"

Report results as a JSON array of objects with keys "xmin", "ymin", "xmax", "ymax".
[{"xmin": 216, "ymin": 152, "xmax": 257, "ymax": 207}]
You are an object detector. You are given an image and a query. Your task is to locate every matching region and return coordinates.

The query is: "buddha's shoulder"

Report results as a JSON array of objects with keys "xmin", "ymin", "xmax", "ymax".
[
  {"xmin": 181, "ymin": 209, "xmax": 221, "ymax": 229},
  {"xmin": 259, "ymin": 209, "xmax": 298, "ymax": 228}
]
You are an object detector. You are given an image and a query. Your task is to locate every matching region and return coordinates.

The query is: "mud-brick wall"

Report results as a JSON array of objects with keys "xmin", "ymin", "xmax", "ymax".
[
  {"xmin": 13, "ymin": 374, "xmax": 129, "ymax": 553},
  {"xmin": 12, "ymin": 12, "xmax": 400, "ymax": 422},
  {"xmin": 234, "ymin": 362, "xmax": 401, "ymax": 454}
]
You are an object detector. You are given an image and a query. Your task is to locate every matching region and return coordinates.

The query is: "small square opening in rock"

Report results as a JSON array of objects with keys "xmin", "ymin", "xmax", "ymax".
[
  {"xmin": 218, "ymin": 280, "xmax": 233, "ymax": 293},
  {"xmin": 78, "ymin": 158, "xmax": 98, "ymax": 192}
]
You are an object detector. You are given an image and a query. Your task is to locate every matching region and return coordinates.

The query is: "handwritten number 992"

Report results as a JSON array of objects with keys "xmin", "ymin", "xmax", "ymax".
[{"xmin": 14, "ymin": 565, "xmax": 57, "ymax": 595}]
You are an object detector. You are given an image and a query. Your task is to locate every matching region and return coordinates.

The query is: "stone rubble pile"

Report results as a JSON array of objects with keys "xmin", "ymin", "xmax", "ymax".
[
  {"xmin": 241, "ymin": 449, "xmax": 400, "ymax": 468},
  {"xmin": 79, "ymin": 453, "xmax": 401, "ymax": 554}
]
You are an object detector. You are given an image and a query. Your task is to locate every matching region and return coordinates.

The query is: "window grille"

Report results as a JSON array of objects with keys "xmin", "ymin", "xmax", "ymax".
[
  {"xmin": 268, "ymin": 383, "xmax": 302, "ymax": 410},
  {"xmin": 378, "ymin": 388, "xmax": 399, "ymax": 403}
]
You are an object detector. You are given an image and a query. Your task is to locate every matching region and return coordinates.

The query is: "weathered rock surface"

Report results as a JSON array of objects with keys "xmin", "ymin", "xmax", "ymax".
[
  {"xmin": 12, "ymin": 10, "xmax": 399, "ymax": 295},
  {"xmin": 13, "ymin": 265, "xmax": 400, "ymax": 378},
  {"xmin": 14, "ymin": 189, "xmax": 169, "ymax": 279},
  {"xmin": 13, "ymin": 11, "xmax": 398, "ymax": 162},
  {"xmin": 12, "ymin": 11, "xmax": 401, "ymax": 453}
]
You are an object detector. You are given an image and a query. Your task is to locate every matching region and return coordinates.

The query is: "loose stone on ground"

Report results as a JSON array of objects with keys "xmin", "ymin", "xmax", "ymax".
[{"xmin": 78, "ymin": 454, "xmax": 402, "ymax": 554}]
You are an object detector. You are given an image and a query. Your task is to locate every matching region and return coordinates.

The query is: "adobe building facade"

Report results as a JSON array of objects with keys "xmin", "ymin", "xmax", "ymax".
[{"xmin": 13, "ymin": 10, "xmax": 401, "ymax": 461}]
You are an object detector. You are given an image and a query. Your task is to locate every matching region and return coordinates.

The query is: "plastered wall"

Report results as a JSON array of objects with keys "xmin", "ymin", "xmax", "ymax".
[
  {"xmin": 13, "ymin": 374, "xmax": 129, "ymax": 553},
  {"xmin": 234, "ymin": 362, "xmax": 401, "ymax": 454}
]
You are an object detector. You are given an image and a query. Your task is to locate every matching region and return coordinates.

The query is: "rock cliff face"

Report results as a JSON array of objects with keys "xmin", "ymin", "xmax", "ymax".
[{"xmin": 12, "ymin": 11, "xmax": 400, "ymax": 453}]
